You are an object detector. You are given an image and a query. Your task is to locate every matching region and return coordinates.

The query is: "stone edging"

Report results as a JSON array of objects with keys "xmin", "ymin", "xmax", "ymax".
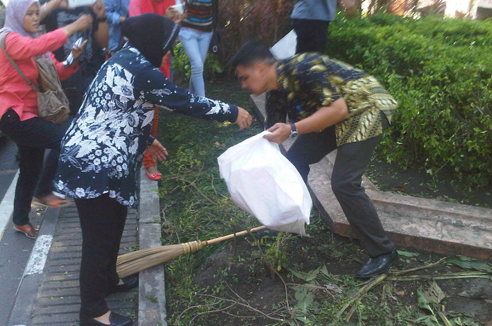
[
  {"xmin": 138, "ymin": 167, "xmax": 168, "ymax": 326},
  {"xmin": 250, "ymin": 93, "xmax": 492, "ymax": 259}
]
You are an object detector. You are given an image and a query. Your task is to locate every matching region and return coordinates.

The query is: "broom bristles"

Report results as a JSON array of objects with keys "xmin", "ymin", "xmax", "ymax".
[
  {"xmin": 117, "ymin": 245, "xmax": 184, "ymax": 278},
  {"xmin": 117, "ymin": 241, "xmax": 205, "ymax": 278},
  {"xmin": 116, "ymin": 226, "xmax": 266, "ymax": 278}
]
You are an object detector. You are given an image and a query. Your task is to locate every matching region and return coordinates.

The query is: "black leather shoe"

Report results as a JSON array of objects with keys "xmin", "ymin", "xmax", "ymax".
[
  {"xmin": 356, "ymin": 249, "xmax": 398, "ymax": 278},
  {"xmin": 80, "ymin": 312, "xmax": 133, "ymax": 326},
  {"xmin": 107, "ymin": 275, "xmax": 139, "ymax": 296}
]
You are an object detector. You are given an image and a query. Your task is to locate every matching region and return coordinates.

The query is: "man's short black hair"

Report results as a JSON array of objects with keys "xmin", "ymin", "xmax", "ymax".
[{"xmin": 230, "ymin": 40, "xmax": 276, "ymax": 69}]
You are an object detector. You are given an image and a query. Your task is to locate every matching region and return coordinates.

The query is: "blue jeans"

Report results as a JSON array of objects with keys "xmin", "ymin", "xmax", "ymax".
[{"xmin": 179, "ymin": 27, "xmax": 213, "ymax": 97}]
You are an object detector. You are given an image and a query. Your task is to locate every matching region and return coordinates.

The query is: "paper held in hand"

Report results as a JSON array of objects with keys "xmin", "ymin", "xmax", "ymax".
[
  {"xmin": 218, "ymin": 131, "xmax": 312, "ymax": 236},
  {"xmin": 270, "ymin": 29, "xmax": 297, "ymax": 60},
  {"xmin": 68, "ymin": 0, "xmax": 96, "ymax": 8}
]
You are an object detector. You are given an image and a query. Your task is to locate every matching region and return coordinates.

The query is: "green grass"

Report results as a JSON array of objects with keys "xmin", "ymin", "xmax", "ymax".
[{"xmin": 155, "ymin": 79, "xmax": 490, "ymax": 326}]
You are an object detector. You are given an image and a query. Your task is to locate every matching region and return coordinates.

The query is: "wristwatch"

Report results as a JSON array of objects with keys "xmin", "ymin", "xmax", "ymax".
[
  {"xmin": 289, "ymin": 123, "xmax": 298, "ymax": 138},
  {"xmin": 95, "ymin": 16, "xmax": 108, "ymax": 23}
]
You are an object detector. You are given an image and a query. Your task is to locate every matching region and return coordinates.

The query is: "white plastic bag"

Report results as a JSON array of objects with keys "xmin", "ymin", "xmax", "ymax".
[
  {"xmin": 218, "ymin": 131, "xmax": 312, "ymax": 236},
  {"xmin": 270, "ymin": 30, "xmax": 297, "ymax": 60}
]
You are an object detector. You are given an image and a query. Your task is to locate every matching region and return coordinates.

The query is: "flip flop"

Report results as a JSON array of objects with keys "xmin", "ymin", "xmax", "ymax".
[{"xmin": 33, "ymin": 194, "xmax": 72, "ymax": 208}]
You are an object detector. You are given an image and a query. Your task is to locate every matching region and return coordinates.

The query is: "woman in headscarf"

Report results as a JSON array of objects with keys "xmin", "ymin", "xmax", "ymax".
[
  {"xmin": 54, "ymin": 13, "xmax": 252, "ymax": 326},
  {"xmin": 0, "ymin": 0, "xmax": 92, "ymax": 239}
]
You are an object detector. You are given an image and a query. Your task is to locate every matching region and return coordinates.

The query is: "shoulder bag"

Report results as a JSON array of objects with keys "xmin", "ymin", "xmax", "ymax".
[{"xmin": 0, "ymin": 32, "xmax": 70, "ymax": 125}]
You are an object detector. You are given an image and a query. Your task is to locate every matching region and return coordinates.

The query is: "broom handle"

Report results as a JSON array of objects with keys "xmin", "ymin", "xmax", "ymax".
[{"xmin": 204, "ymin": 225, "xmax": 267, "ymax": 245}]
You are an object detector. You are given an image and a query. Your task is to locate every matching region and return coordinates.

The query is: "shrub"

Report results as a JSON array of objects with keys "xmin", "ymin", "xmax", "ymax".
[{"xmin": 327, "ymin": 14, "xmax": 492, "ymax": 188}]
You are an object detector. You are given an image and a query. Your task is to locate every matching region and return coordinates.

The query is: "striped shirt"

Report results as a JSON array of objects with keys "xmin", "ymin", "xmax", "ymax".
[{"xmin": 181, "ymin": 0, "xmax": 214, "ymax": 31}]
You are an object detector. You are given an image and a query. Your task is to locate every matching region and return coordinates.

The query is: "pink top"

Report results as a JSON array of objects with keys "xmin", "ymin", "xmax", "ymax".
[{"xmin": 0, "ymin": 29, "xmax": 78, "ymax": 121}]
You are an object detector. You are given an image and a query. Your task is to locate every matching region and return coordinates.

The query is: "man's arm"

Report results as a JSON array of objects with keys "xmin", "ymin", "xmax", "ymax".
[
  {"xmin": 264, "ymin": 97, "xmax": 348, "ymax": 144},
  {"xmin": 91, "ymin": 0, "xmax": 109, "ymax": 48}
]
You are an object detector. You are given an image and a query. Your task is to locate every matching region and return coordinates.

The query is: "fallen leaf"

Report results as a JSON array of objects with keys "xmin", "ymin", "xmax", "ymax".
[
  {"xmin": 394, "ymin": 186, "xmax": 405, "ymax": 192},
  {"xmin": 214, "ymin": 142, "xmax": 226, "ymax": 147}
]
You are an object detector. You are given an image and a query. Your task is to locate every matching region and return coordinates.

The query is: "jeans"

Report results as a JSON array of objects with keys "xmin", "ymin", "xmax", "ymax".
[
  {"xmin": 179, "ymin": 27, "xmax": 213, "ymax": 97},
  {"xmin": 75, "ymin": 194, "xmax": 128, "ymax": 319},
  {"xmin": 285, "ymin": 113, "xmax": 395, "ymax": 257},
  {"xmin": 0, "ymin": 109, "xmax": 68, "ymax": 225}
]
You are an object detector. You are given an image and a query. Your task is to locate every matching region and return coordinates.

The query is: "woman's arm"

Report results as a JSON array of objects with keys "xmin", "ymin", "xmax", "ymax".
[
  {"xmin": 138, "ymin": 66, "xmax": 251, "ymax": 129},
  {"xmin": 6, "ymin": 15, "xmax": 92, "ymax": 60},
  {"xmin": 51, "ymin": 52, "xmax": 77, "ymax": 80}
]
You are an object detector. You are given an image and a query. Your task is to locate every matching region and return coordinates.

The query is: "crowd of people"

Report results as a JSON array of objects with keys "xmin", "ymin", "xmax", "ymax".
[{"xmin": 0, "ymin": 0, "xmax": 399, "ymax": 325}]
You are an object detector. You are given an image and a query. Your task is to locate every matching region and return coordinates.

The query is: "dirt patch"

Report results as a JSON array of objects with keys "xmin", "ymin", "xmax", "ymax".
[
  {"xmin": 168, "ymin": 218, "xmax": 492, "ymax": 325},
  {"xmin": 366, "ymin": 148, "xmax": 492, "ymax": 209}
]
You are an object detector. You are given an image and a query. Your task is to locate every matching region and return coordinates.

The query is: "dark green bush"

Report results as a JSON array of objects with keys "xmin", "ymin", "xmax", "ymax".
[{"xmin": 327, "ymin": 14, "xmax": 492, "ymax": 188}]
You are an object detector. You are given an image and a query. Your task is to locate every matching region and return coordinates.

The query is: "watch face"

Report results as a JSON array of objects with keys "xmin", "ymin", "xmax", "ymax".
[{"xmin": 290, "ymin": 123, "xmax": 298, "ymax": 137}]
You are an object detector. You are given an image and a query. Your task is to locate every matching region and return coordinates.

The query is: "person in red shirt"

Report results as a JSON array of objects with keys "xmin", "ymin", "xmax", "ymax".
[{"xmin": 0, "ymin": 0, "xmax": 92, "ymax": 239}]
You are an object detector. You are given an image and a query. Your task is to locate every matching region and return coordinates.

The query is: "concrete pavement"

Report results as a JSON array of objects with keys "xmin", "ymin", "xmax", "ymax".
[{"xmin": 3, "ymin": 168, "xmax": 167, "ymax": 326}]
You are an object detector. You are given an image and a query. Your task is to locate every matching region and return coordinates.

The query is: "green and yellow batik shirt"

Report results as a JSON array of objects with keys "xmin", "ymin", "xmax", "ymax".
[{"xmin": 266, "ymin": 53, "xmax": 398, "ymax": 146}]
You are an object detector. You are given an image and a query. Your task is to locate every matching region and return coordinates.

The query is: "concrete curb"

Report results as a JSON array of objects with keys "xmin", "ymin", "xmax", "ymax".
[
  {"xmin": 7, "ymin": 206, "xmax": 61, "ymax": 326},
  {"xmin": 250, "ymin": 93, "xmax": 492, "ymax": 259},
  {"xmin": 138, "ymin": 168, "xmax": 167, "ymax": 326}
]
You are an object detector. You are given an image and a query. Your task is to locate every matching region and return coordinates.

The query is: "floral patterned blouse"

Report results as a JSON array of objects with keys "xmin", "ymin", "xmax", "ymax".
[
  {"xmin": 266, "ymin": 53, "xmax": 398, "ymax": 146},
  {"xmin": 54, "ymin": 44, "xmax": 238, "ymax": 208}
]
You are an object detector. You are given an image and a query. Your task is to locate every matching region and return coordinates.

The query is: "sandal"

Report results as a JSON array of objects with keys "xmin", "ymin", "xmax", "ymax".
[
  {"xmin": 145, "ymin": 167, "xmax": 162, "ymax": 181},
  {"xmin": 14, "ymin": 223, "xmax": 38, "ymax": 239},
  {"xmin": 33, "ymin": 193, "xmax": 71, "ymax": 207}
]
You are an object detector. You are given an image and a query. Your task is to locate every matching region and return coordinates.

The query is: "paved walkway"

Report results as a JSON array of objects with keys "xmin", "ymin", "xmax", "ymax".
[
  {"xmin": 8, "ymin": 204, "xmax": 139, "ymax": 326},
  {"xmin": 7, "ymin": 168, "xmax": 167, "ymax": 326}
]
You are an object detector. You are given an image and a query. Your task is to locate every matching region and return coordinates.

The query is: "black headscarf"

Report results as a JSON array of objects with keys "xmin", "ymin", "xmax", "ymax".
[{"xmin": 121, "ymin": 13, "xmax": 180, "ymax": 68}]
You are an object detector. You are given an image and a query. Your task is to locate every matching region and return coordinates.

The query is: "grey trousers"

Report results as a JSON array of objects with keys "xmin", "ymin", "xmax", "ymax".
[{"xmin": 285, "ymin": 120, "xmax": 395, "ymax": 257}]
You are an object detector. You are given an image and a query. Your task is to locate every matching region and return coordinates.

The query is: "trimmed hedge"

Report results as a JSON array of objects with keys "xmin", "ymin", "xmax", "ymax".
[{"xmin": 326, "ymin": 14, "xmax": 492, "ymax": 189}]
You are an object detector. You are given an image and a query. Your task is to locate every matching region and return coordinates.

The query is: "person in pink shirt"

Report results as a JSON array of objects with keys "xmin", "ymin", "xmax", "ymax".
[{"xmin": 0, "ymin": 0, "xmax": 92, "ymax": 239}]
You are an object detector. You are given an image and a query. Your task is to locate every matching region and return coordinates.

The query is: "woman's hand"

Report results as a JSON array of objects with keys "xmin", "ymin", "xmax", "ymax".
[
  {"xmin": 164, "ymin": 7, "xmax": 178, "ymax": 18},
  {"xmin": 263, "ymin": 123, "xmax": 291, "ymax": 144},
  {"xmin": 63, "ymin": 14, "xmax": 93, "ymax": 36},
  {"xmin": 173, "ymin": 12, "xmax": 187, "ymax": 24},
  {"xmin": 70, "ymin": 39, "xmax": 88, "ymax": 65},
  {"xmin": 235, "ymin": 107, "xmax": 253, "ymax": 130},
  {"xmin": 147, "ymin": 139, "xmax": 168, "ymax": 162}
]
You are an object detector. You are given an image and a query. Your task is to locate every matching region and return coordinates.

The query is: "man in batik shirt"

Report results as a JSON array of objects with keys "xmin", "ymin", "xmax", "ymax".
[{"xmin": 231, "ymin": 40, "xmax": 399, "ymax": 278}]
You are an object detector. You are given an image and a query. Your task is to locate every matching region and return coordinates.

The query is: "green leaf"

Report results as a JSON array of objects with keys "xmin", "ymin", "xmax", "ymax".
[
  {"xmin": 397, "ymin": 250, "xmax": 419, "ymax": 257},
  {"xmin": 306, "ymin": 266, "xmax": 321, "ymax": 282},
  {"xmin": 293, "ymin": 287, "xmax": 315, "ymax": 315},
  {"xmin": 417, "ymin": 288, "xmax": 435, "ymax": 315},
  {"xmin": 447, "ymin": 257, "xmax": 492, "ymax": 273},
  {"xmin": 288, "ymin": 267, "xmax": 321, "ymax": 282}
]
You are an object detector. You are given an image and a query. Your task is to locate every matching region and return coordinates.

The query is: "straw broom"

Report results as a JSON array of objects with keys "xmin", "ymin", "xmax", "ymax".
[{"xmin": 116, "ymin": 225, "xmax": 266, "ymax": 278}]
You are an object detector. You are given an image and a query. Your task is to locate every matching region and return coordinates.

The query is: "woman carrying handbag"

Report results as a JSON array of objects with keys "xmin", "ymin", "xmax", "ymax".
[{"xmin": 0, "ymin": 0, "xmax": 92, "ymax": 239}]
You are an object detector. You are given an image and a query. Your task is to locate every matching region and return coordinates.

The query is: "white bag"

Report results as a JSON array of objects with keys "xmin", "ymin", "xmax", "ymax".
[
  {"xmin": 270, "ymin": 30, "xmax": 297, "ymax": 60},
  {"xmin": 218, "ymin": 131, "xmax": 312, "ymax": 236}
]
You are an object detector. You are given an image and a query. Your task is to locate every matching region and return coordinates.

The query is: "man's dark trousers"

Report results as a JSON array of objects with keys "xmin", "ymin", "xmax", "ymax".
[
  {"xmin": 291, "ymin": 18, "xmax": 330, "ymax": 54},
  {"xmin": 285, "ymin": 121, "xmax": 395, "ymax": 257}
]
